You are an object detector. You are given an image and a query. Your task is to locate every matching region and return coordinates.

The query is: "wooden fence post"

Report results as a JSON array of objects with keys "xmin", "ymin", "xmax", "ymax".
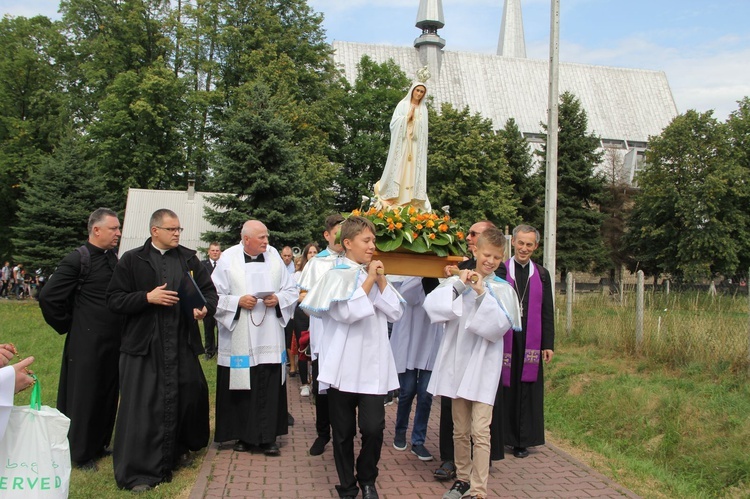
[
  {"xmin": 636, "ymin": 270, "xmax": 644, "ymax": 354},
  {"xmin": 566, "ymin": 272, "xmax": 573, "ymax": 336}
]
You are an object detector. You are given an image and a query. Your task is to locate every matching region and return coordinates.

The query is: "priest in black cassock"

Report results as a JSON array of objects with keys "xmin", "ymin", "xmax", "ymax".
[
  {"xmin": 106, "ymin": 208, "xmax": 218, "ymax": 492},
  {"xmin": 39, "ymin": 208, "xmax": 124, "ymax": 471},
  {"xmin": 497, "ymin": 224, "xmax": 555, "ymax": 459}
]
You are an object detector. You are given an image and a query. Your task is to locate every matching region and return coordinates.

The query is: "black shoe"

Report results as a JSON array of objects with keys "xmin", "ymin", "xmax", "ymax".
[
  {"xmin": 433, "ymin": 460, "xmax": 456, "ymax": 481},
  {"xmin": 361, "ymin": 484, "xmax": 379, "ymax": 499},
  {"xmin": 76, "ymin": 459, "xmax": 98, "ymax": 471},
  {"xmin": 261, "ymin": 442, "xmax": 280, "ymax": 456},
  {"xmin": 233, "ymin": 440, "xmax": 252, "ymax": 452},
  {"xmin": 204, "ymin": 352, "xmax": 216, "ymax": 361},
  {"xmin": 309, "ymin": 435, "xmax": 330, "ymax": 456},
  {"xmin": 289, "ymin": 371, "xmax": 298, "ymax": 377},
  {"xmin": 288, "ymin": 412, "xmax": 295, "ymax": 426},
  {"xmin": 98, "ymin": 446, "xmax": 113, "ymax": 458},
  {"xmin": 513, "ymin": 446, "xmax": 529, "ymax": 458}
]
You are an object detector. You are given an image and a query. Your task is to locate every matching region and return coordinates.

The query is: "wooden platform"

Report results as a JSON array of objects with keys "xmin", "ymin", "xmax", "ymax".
[{"xmin": 373, "ymin": 250, "xmax": 465, "ymax": 278}]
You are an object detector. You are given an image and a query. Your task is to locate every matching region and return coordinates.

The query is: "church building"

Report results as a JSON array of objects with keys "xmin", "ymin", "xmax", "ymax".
[{"xmin": 331, "ymin": 0, "xmax": 679, "ymax": 184}]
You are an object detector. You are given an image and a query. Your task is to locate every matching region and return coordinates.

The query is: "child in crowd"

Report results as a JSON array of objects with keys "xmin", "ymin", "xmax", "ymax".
[
  {"xmin": 424, "ymin": 228, "xmax": 521, "ymax": 499},
  {"xmin": 296, "ymin": 214, "xmax": 344, "ymax": 455},
  {"xmin": 300, "ymin": 216, "xmax": 404, "ymax": 499}
]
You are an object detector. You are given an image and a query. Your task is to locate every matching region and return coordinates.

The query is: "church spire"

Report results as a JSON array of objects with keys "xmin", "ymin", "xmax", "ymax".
[
  {"xmin": 414, "ymin": 0, "xmax": 445, "ymax": 79},
  {"xmin": 497, "ymin": 0, "xmax": 526, "ymax": 58}
]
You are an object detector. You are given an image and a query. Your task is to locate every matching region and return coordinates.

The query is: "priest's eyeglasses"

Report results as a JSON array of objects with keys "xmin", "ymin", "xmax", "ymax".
[{"xmin": 156, "ymin": 226, "xmax": 184, "ymax": 233}]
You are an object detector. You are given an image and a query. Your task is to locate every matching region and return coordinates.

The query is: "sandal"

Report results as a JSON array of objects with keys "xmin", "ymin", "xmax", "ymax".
[{"xmin": 433, "ymin": 460, "xmax": 456, "ymax": 481}]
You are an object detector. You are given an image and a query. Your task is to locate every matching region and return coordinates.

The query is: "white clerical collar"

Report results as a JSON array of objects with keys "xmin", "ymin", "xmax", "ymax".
[
  {"xmin": 243, "ymin": 251, "xmax": 264, "ymax": 260},
  {"xmin": 513, "ymin": 256, "xmax": 531, "ymax": 268},
  {"xmin": 151, "ymin": 242, "xmax": 169, "ymax": 255}
]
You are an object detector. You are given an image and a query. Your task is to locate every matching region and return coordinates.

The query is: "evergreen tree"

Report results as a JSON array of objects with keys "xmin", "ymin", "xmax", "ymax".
[
  {"xmin": 12, "ymin": 136, "xmax": 116, "ymax": 272},
  {"xmin": 428, "ymin": 103, "xmax": 519, "ymax": 228},
  {"xmin": 335, "ymin": 56, "xmax": 410, "ymax": 211},
  {"xmin": 498, "ymin": 117, "xmax": 542, "ymax": 227},
  {"xmin": 625, "ymin": 110, "xmax": 740, "ymax": 281},
  {"xmin": 537, "ymin": 91, "xmax": 607, "ymax": 278},
  {"xmin": 203, "ymin": 83, "xmax": 314, "ymax": 248},
  {"xmin": 0, "ymin": 15, "xmax": 66, "ymax": 260}
]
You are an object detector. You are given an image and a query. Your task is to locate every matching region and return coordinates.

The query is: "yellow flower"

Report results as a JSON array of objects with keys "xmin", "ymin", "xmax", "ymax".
[
  {"xmin": 396, "ymin": 222, "xmax": 403, "ymax": 229},
  {"xmin": 410, "ymin": 217, "xmax": 417, "ymax": 223},
  {"xmin": 426, "ymin": 220, "xmax": 435, "ymax": 228},
  {"xmin": 352, "ymin": 209, "xmax": 361, "ymax": 216},
  {"xmin": 408, "ymin": 206, "xmax": 416, "ymax": 215},
  {"xmin": 416, "ymin": 224, "xmax": 423, "ymax": 230},
  {"xmin": 387, "ymin": 217, "xmax": 393, "ymax": 224}
]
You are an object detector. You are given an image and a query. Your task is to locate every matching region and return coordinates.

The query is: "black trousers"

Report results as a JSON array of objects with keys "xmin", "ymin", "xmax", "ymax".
[
  {"xmin": 202, "ymin": 316, "xmax": 216, "ymax": 355},
  {"xmin": 312, "ymin": 359, "xmax": 330, "ymax": 438},
  {"xmin": 327, "ymin": 388, "xmax": 385, "ymax": 497}
]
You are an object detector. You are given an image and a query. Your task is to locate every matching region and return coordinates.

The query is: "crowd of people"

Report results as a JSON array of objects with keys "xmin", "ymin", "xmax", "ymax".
[
  {"xmin": 0, "ymin": 261, "xmax": 45, "ymax": 300},
  {"xmin": 1, "ymin": 206, "xmax": 554, "ymax": 499}
]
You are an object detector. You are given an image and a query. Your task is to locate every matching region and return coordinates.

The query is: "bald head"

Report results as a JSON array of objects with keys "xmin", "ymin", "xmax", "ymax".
[
  {"xmin": 241, "ymin": 220, "xmax": 269, "ymax": 256},
  {"xmin": 467, "ymin": 220, "xmax": 496, "ymax": 253}
]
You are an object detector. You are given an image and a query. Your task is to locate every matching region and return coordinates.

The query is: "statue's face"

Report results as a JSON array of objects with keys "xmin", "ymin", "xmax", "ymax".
[{"xmin": 412, "ymin": 85, "xmax": 426, "ymax": 102}]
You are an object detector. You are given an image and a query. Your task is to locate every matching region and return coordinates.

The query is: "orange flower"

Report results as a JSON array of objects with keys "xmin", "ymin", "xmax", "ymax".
[
  {"xmin": 410, "ymin": 216, "xmax": 417, "ymax": 223},
  {"xmin": 457, "ymin": 231, "xmax": 465, "ymax": 240},
  {"xmin": 431, "ymin": 213, "xmax": 439, "ymax": 220},
  {"xmin": 352, "ymin": 209, "xmax": 361, "ymax": 216},
  {"xmin": 412, "ymin": 232, "xmax": 418, "ymax": 239},
  {"xmin": 416, "ymin": 224, "xmax": 423, "ymax": 230},
  {"xmin": 386, "ymin": 217, "xmax": 393, "ymax": 224},
  {"xmin": 396, "ymin": 222, "xmax": 403, "ymax": 229},
  {"xmin": 443, "ymin": 215, "xmax": 450, "ymax": 221},
  {"xmin": 368, "ymin": 207, "xmax": 378, "ymax": 215},
  {"xmin": 426, "ymin": 220, "xmax": 435, "ymax": 228},
  {"xmin": 377, "ymin": 212, "xmax": 384, "ymax": 219},
  {"xmin": 429, "ymin": 233, "xmax": 436, "ymax": 240},
  {"xmin": 408, "ymin": 206, "xmax": 416, "ymax": 215},
  {"xmin": 439, "ymin": 223, "xmax": 449, "ymax": 232},
  {"xmin": 388, "ymin": 223, "xmax": 395, "ymax": 230}
]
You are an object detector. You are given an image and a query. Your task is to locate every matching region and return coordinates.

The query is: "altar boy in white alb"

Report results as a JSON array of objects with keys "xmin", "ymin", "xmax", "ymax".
[
  {"xmin": 300, "ymin": 216, "xmax": 404, "ymax": 499},
  {"xmin": 424, "ymin": 228, "xmax": 521, "ymax": 499},
  {"xmin": 211, "ymin": 220, "xmax": 298, "ymax": 456}
]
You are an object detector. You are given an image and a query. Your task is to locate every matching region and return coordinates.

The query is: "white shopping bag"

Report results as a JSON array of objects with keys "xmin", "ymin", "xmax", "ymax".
[{"xmin": 0, "ymin": 377, "xmax": 71, "ymax": 498}]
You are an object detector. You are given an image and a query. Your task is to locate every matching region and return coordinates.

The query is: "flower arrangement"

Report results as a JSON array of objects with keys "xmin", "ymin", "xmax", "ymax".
[{"xmin": 346, "ymin": 201, "xmax": 468, "ymax": 257}]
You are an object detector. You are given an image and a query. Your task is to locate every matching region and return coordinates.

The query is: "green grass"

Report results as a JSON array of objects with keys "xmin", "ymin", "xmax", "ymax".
[
  {"xmin": 548, "ymin": 291, "xmax": 750, "ymax": 498},
  {"xmin": 0, "ymin": 300, "xmax": 217, "ymax": 498},
  {"xmin": 4, "ymin": 292, "xmax": 750, "ymax": 498}
]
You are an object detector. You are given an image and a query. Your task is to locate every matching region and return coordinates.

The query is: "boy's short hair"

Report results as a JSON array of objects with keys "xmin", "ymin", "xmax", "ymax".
[
  {"xmin": 324, "ymin": 214, "xmax": 345, "ymax": 233},
  {"xmin": 476, "ymin": 227, "xmax": 506, "ymax": 252},
  {"xmin": 340, "ymin": 216, "xmax": 376, "ymax": 244}
]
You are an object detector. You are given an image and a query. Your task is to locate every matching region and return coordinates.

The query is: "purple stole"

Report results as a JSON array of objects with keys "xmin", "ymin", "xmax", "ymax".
[{"xmin": 502, "ymin": 260, "xmax": 543, "ymax": 387}]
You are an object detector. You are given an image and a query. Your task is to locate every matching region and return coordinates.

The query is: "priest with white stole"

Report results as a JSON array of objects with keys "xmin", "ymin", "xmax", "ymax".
[{"xmin": 211, "ymin": 220, "xmax": 297, "ymax": 456}]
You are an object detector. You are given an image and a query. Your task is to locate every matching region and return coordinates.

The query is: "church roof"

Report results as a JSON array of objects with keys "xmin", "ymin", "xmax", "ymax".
[
  {"xmin": 118, "ymin": 187, "xmax": 225, "ymax": 258},
  {"xmin": 332, "ymin": 41, "xmax": 678, "ymax": 144}
]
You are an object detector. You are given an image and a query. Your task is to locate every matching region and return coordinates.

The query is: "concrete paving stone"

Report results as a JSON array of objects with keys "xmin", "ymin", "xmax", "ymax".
[{"xmin": 189, "ymin": 373, "xmax": 640, "ymax": 499}]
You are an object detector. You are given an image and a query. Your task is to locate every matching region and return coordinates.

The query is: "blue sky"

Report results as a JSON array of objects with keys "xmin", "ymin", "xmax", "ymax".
[{"xmin": 5, "ymin": 0, "xmax": 750, "ymax": 120}]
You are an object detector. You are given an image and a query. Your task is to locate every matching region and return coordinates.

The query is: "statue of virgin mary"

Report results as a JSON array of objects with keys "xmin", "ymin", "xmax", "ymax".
[{"xmin": 374, "ymin": 71, "xmax": 431, "ymax": 211}]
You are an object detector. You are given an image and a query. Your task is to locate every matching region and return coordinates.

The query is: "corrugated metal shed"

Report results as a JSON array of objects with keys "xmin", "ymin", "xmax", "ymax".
[
  {"xmin": 332, "ymin": 41, "xmax": 677, "ymax": 143},
  {"xmin": 118, "ymin": 186, "xmax": 229, "ymax": 257}
]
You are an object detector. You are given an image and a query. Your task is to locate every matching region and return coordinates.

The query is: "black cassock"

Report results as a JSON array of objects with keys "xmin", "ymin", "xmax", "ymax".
[
  {"xmin": 39, "ymin": 242, "xmax": 122, "ymax": 465},
  {"xmin": 498, "ymin": 260, "xmax": 555, "ymax": 449},
  {"xmin": 106, "ymin": 242, "xmax": 217, "ymax": 490}
]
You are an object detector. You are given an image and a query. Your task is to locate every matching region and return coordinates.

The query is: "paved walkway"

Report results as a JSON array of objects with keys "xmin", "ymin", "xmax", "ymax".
[{"xmin": 190, "ymin": 376, "xmax": 638, "ymax": 498}]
